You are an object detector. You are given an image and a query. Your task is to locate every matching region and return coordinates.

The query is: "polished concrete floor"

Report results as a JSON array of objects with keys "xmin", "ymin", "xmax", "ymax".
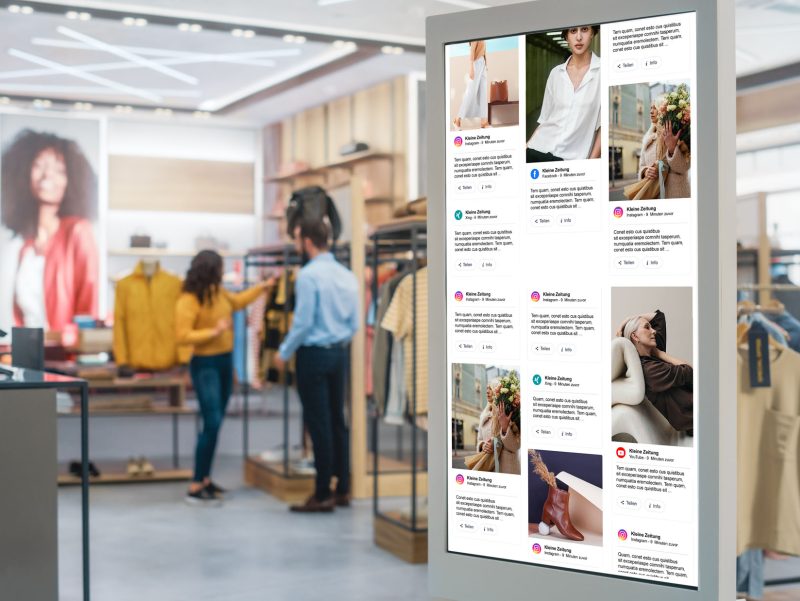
[{"xmin": 58, "ymin": 456, "xmax": 428, "ymax": 601}]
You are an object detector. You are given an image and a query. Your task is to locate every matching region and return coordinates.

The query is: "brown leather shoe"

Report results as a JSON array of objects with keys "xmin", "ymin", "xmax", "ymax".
[
  {"xmin": 541, "ymin": 486, "xmax": 584, "ymax": 541},
  {"xmin": 334, "ymin": 493, "xmax": 351, "ymax": 507},
  {"xmin": 289, "ymin": 494, "xmax": 335, "ymax": 513}
]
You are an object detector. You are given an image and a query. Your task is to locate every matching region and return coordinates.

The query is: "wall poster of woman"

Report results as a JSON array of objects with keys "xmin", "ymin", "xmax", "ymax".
[{"xmin": 0, "ymin": 114, "xmax": 104, "ymax": 333}]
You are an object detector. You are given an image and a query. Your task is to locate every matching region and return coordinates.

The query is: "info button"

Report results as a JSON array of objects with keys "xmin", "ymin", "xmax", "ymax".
[
  {"xmin": 643, "ymin": 56, "xmax": 661, "ymax": 69},
  {"xmin": 559, "ymin": 344, "xmax": 577, "ymax": 357},
  {"xmin": 644, "ymin": 256, "xmax": 662, "ymax": 269},
  {"xmin": 480, "ymin": 342, "xmax": 496, "ymax": 354},
  {"xmin": 559, "ymin": 429, "xmax": 577, "ymax": 440}
]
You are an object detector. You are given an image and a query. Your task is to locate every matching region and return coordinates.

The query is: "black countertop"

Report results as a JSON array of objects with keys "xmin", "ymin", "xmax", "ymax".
[{"xmin": 0, "ymin": 366, "xmax": 86, "ymax": 390}]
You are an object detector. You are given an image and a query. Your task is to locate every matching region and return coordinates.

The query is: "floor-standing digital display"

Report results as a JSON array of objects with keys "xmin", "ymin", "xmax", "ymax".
[{"xmin": 445, "ymin": 12, "xmax": 699, "ymax": 588}]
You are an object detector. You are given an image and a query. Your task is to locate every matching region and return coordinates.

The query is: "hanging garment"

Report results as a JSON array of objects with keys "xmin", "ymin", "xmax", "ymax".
[
  {"xmin": 765, "ymin": 310, "xmax": 800, "ymax": 353},
  {"xmin": 458, "ymin": 56, "xmax": 488, "ymax": 120},
  {"xmin": 384, "ymin": 341, "xmax": 406, "ymax": 425},
  {"xmin": 381, "ymin": 267, "xmax": 429, "ymax": 415},
  {"xmin": 113, "ymin": 261, "xmax": 187, "ymax": 370},
  {"xmin": 262, "ymin": 270, "xmax": 296, "ymax": 384},
  {"xmin": 371, "ymin": 271, "xmax": 404, "ymax": 413},
  {"xmin": 738, "ymin": 345, "xmax": 800, "ymax": 555}
]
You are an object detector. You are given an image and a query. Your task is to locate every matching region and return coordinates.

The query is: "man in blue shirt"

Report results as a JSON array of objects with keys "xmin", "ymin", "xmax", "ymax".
[{"xmin": 274, "ymin": 220, "xmax": 359, "ymax": 512}]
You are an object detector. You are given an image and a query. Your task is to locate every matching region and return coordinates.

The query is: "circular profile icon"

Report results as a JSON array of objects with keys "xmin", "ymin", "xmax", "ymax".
[
  {"xmin": 531, "ymin": 291, "xmax": 541, "ymax": 302},
  {"xmin": 618, "ymin": 529, "xmax": 628, "ymax": 542},
  {"xmin": 454, "ymin": 210, "xmax": 463, "ymax": 220},
  {"xmin": 454, "ymin": 291, "xmax": 464, "ymax": 302},
  {"xmin": 616, "ymin": 447, "xmax": 626, "ymax": 459},
  {"xmin": 530, "ymin": 168, "xmax": 540, "ymax": 180},
  {"xmin": 613, "ymin": 206, "xmax": 624, "ymax": 218},
  {"xmin": 532, "ymin": 543, "xmax": 542, "ymax": 554},
  {"xmin": 532, "ymin": 374, "xmax": 542, "ymax": 386},
  {"xmin": 454, "ymin": 136, "xmax": 463, "ymax": 147},
  {"xmin": 456, "ymin": 474, "xmax": 465, "ymax": 485}
]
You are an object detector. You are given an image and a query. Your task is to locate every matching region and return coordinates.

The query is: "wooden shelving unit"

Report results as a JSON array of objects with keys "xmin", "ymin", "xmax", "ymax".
[
  {"xmin": 58, "ymin": 468, "xmax": 192, "ymax": 486},
  {"xmin": 108, "ymin": 248, "xmax": 243, "ymax": 258},
  {"xmin": 265, "ymin": 151, "xmax": 393, "ymax": 183}
]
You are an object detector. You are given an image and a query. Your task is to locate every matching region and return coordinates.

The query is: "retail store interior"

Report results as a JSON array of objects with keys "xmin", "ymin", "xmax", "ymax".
[{"xmin": 0, "ymin": 0, "xmax": 799, "ymax": 599}]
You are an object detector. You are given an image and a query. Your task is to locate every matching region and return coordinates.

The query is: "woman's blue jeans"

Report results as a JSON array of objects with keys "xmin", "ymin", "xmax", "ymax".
[{"xmin": 190, "ymin": 352, "xmax": 233, "ymax": 483}]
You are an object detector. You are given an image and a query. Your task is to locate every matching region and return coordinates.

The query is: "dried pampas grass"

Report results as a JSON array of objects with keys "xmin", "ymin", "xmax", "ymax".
[{"xmin": 528, "ymin": 450, "xmax": 556, "ymax": 488}]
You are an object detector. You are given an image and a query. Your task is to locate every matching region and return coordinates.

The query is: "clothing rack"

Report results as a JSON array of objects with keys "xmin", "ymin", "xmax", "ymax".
[{"xmin": 370, "ymin": 217, "xmax": 428, "ymax": 561}]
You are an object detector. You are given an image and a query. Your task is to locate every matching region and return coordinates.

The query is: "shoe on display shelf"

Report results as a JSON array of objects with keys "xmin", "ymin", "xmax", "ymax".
[
  {"xmin": 138, "ymin": 457, "xmax": 155, "ymax": 477},
  {"xmin": 127, "ymin": 457, "xmax": 141, "ymax": 477}
]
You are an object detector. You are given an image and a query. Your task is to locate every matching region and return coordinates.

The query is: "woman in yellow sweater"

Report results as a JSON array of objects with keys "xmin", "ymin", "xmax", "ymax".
[{"xmin": 176, "ymin": 250, "xmax": 273, "ymax": 504}]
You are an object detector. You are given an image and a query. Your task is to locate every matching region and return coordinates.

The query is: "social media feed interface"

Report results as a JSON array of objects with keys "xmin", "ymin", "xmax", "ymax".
[{"xmin": 445, "ymin": 13, "xmax": 699, "ymax": 588}]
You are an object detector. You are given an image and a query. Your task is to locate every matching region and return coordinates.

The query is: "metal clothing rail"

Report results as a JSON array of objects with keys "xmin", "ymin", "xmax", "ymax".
[{"xmin": 369, "ymin": 218, "xmax": 428, "ymax": 533}]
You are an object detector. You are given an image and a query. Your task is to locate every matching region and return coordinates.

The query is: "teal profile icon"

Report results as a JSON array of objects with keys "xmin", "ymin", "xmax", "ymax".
[
  {"xmin": 532, "ymin": 374, "xmax": 542, "ymax": 386},
  {"xmin": 454, "ymin": 210, "xmax": 463, "ymax": 220}
]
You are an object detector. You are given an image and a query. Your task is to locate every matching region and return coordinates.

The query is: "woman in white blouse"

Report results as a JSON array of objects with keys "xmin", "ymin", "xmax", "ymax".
[{"xmin": 527, "ymin": 25, "xmax": 602, "ymax": 163}]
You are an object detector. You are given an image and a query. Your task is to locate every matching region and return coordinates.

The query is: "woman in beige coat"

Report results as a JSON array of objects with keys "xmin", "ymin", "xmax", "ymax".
[
  {"xmin": 638, "ymin": 103, "xmax": 690, "ymax": 199},
  {"xmin": 477, "ymin": 402, "xmax": 521, "ymax": 475}
]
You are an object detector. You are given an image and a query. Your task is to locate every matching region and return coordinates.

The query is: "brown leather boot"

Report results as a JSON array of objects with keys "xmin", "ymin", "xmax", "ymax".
[{"xmin": 540, "ymin": 486, "xmax": 584, "ymax": 541}]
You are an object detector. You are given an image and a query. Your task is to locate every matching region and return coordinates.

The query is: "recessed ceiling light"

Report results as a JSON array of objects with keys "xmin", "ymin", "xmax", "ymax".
[
  {"xmin": 122, "ymin": 16, "xmax": 147, "ymax": 26},
  {"xmin": 381, "ymin": 45, "xmax": 404, "ymax": 55},
  {"xmin": 66, "ymin": 10, "xmax": 91, "ymax": 20},
  {"xmin": 232, "ymin": 28, "xmax": 255, "ymax": 38},
  {"xmin": 283, "ymin": 34, "xmax": 295, "ymax": 43},
  {"xmin": 178, "ymin": 22, "xmax": 202, "ymax": 33},
  {"xmin": 114, "ymin": 105, "xmax": 133, "ymax": 113},
  {"xmin": 9, "ymin": 5, "xmax": 33, "ymax": 14},
  {"xmin": 154, "ymin": 108, "xmax": 173, "ymax": 116},
  {"xmin": 294, "ymin": 35, "xmax": 306, "ymax": 44},
  {"xmin": 73, "ymin": 102, "xmax": 93, "ymax": 111},
  {"xmin": 283, "ymin": 34, "xmax": 307, "ymax": 44},
  {"xmin": 193, "ymin": 111, "xmax": 211, "ymax": 119},
  {"xmin": 0, "ymin": 97, "xmax": 11, "ymax": 105},
  {"xmin": 547, "ymin": 31, "xmax": 561, "ymax": 37},
  {"xmin": 32, "ymin": 98, "xmax": 52, "ymax": 108},
  {"xmin": 332, "ymin": 40, "xmax": 357, "ymax": 50}
]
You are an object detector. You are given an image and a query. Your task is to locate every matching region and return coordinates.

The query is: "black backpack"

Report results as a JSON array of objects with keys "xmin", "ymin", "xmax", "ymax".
[{"xmin": 285, "ymin": 186, "xmax": 342, "ymax": 241}]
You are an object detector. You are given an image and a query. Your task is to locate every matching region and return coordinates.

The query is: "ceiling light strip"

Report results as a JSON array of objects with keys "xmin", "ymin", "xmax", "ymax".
[
  {"xmin": 55, "ymin": 26, "xmax": 198, "ymax": 85},
  {"xmin": 8, "ymin": 48, "xmax": 163, "ymax": 102}
]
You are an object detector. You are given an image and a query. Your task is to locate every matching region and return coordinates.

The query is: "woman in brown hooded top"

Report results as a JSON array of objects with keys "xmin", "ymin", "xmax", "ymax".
[{"xmin": 618, "ymin": 310, "xmax": 693, "ymax": 432}]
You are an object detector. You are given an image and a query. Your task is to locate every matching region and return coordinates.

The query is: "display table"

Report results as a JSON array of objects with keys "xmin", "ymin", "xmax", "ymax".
[{"xmin": 0, "ymin": 367, "xmax": 90, "ymax": 601}]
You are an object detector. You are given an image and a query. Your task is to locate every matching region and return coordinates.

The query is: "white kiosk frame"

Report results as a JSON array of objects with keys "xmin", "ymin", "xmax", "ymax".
[{"xmin": 426, "ymin": 0, "xmax": 735, "ymax": 599}]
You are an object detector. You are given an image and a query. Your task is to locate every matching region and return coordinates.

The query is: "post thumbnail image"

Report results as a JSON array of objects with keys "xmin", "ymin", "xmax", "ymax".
[
  {"xmin": 449, "ymin": 36, "xmax": 520, "ymax": 131},
  {"xmin": 611, "ymin": 286, "xmax": 693, "ymax": 448},
  {"xmin": 451, "ymin": 363, "xmax": 521, "ymax": 475},
  {"xmin": 528, "ymin": 449, "xmax": 603, "ymax": 547},
  {"xmin": 609, "ymin": 81, "xmax": 691, "ymax": 201},
  {"xmin": 525, "ymin": 25, "xmax": 601, "ymax": 163}
]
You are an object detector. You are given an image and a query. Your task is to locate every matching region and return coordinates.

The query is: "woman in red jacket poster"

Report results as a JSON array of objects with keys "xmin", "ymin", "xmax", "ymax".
[{"xmin": 1, "ymin": 124, "xmax": 99, "ymax": 332}]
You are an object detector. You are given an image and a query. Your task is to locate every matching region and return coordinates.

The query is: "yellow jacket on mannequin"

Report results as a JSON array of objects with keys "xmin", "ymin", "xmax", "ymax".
[{"xmin": 113, "ymin": 261, "xmax": 189, "ymax": 370}]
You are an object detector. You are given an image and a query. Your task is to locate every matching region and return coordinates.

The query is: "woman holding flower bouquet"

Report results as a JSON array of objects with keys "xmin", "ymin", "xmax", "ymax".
[
  {"xmin": 627, "ymin": 86, "xmax": 691, "ymax": 200},
  {"xmin": 473, "ymin": 373, "xmax": 521, "ymax": 475}
]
